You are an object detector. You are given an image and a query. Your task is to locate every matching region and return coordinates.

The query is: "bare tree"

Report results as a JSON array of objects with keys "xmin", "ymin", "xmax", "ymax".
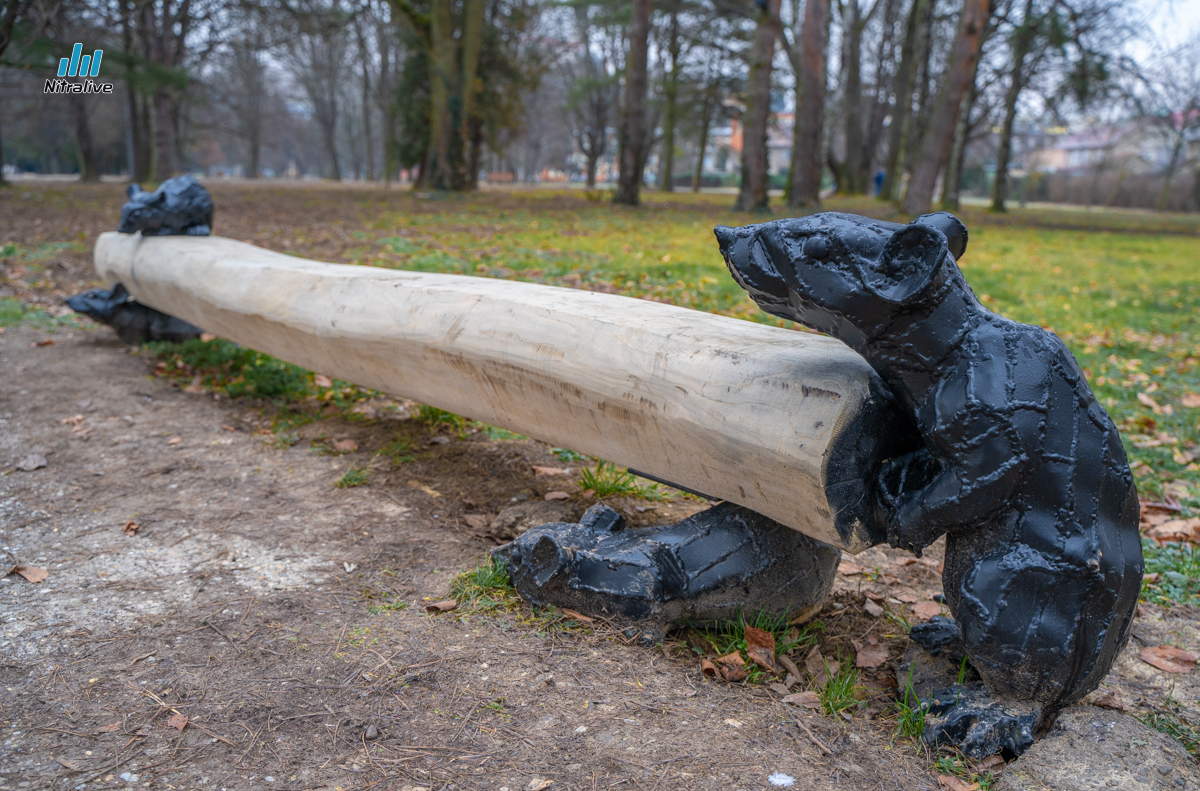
[
  {"xmin": 615, "ymin": 0, "xmax": 651, "ymax": 204},
  {"xmin": 565, "ymin": 4, "xmax": 621, "ymax": 189},
  {"xmin": 1130, "ymin": 35, "xmax": 1200, "ymax": 211},
  {"xmin": 735, "ymin": 0, "xmax": 782, "ymax": 212},
  {"xmin": 880, "ymin": 0, "xmax": 927, "ymax": 199},
  {"xmin": 783, "ymin": 0, "xmax": 829, "ymax": 207},
  {"xmin": 281, "ymin": 0, "xmax": 352, "ymax": 180},
  {"xmin": 902, "ymin": 0, "xmax": 991, "ymax": 215}
]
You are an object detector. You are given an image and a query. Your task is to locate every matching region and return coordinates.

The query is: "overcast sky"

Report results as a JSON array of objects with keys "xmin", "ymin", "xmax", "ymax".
[{"xmin": 1140, "ymin": 0, "xmax": 1200, "ymax": 53}]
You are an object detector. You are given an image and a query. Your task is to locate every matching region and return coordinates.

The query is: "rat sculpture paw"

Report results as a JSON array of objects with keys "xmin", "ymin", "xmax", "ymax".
[
  {"xmin": 119, "ymin": 174, "xmax": 214, "ymax": 236},
  {"xmin": 496, "ymin": 501, "xmax": 840, "ymax": 640},
  {"xmin": 718, "ymin": 210, "xmax": 1142, "ymax": 755}
]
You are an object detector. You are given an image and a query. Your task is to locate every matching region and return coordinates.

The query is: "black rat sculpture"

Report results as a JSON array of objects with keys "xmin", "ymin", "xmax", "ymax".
[
  {"xmin": 118, "ymin": 174, "xmax": 214, "ymax": 236},
  {"xmin": 498, "ymin": 501, "xmax": 841, "ymax": 643},
  {"xmin": 717, "ymin": 210, "xmax": 1142, "ymax": 757},
  {"xmin": 66, "ymin": 175, "xmax": 214, "ymax": 341},
  {"xmin": 65, "ymin": 282, "xmax": 203, "ymax": 344}
]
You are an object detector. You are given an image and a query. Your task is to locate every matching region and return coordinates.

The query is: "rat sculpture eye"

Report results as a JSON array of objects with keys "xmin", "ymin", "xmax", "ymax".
[{"xmin": 805, "ymin": 236, "xmax": 830, "ymax": 261}]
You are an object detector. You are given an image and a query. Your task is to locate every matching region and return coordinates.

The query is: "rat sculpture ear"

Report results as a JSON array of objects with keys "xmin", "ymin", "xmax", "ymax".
[
  {"xmin": 868, "ymin": 223, "xmax": 948, "ymax": 305},
  {"xmin": 915, "ymin": 212, "xmax": 968, "ymax": 260}
]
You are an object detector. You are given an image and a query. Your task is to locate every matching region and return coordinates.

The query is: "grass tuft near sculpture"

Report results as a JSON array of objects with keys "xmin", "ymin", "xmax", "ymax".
[{"xmin": 718, "ymin": 210, "xmax": 1142, "ymax": 756}]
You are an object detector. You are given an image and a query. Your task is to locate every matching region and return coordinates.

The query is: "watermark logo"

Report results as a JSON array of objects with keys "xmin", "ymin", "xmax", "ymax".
[
  {"xmin": 46, "ymin": 43, "xmax": 112, "ymax": 94},
  {"xmin": 59, "ymin": 43, "xmax": 103, "ymax": 77}
]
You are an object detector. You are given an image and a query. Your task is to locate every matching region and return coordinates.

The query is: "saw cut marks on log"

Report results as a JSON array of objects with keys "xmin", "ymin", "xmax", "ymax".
[{"xmin": 93, "ymin": 232, "xmax": 916, "ymax": 553}]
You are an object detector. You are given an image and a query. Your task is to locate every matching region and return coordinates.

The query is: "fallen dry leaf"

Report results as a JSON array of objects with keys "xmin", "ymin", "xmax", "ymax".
[
  {"xmin": 936, "ymin": 776, "xmax": 979, "ymax": 791},
  {"xmin": 1147, "ymin": 517, "xmax": 1200, "ymax": 543},
  {"xmin": 864, "ymin": 599, "xmax": 885, "ymax": 618},
  {"xmin": 98, "ymin": 721, "xmax": 121, "ymax": 733},
  {"xmin": 777, "ymin": 653, "xmax": 802, "ymax": 681},
  {"xmin": 60, "ymin": 414, "xmax": 85, "ymax": 426},
  {"xmin": 14, "ymin": 453, "xmax": 47, "ymax": 471},
  {"xmin": 1140, "ymin": 645, "xmax": 1198, "ymax": 674},
  {"xmin": 837, "ymin": 561, "xmax": 865, "ymax": 576},
  {"xmin": 543, "ymin": 491, "xmax": 570, "ymax": 500},
  {"xmin": 855, "ymin": 637, "xmax": 890, "ymax": 669},
  {"xmin": 528, "ymin": 780, "xmax": 553, "ymax": 791},
  {"xmin": 782, "ymin": 691, "xmax": 821, "ymax": 710},
  {"xmin": 123, "ymin": 520, "xmax": 140, "ymax": 536},
  {"xmin": 407, "ymin": 480, "xmax": 442, "ymax": 498},
  {"xmin": 34, "ymin": 339, "xmax": 54, "ymax": 347},
  {"xmin": 1181, "ymin": 393, "xmax": 1200, "ymax": 408},
  {"xmin": 715, "ymin": 651, "xmax": 748, "ymax": 682},
  {"xmin": 221, "ymin": 424, "xmax": 236, "ymax": 432},
  {"xmin": 560, "ymin": 608, "xmax": 595, "ymax": 624},
  {"xmin": 769, "ymin": 682, "xmax": 791, "ymax": 695},
  {"xmin": 805, "ymin": 649, "xmax": 838, "ymax": 687},
  {"xmin": 199, "ymin": 332, "xmax": 217, "ymax": 342},
  {"xmin": 1138, "ymin": 392, "xmax": 1163, "ymax": 413},
  {"xmin": 55, "ymin": 756, "xmax": 81, "ymax": 771},
  {"xmin": 314, "ymin": 374, "xmax": 333, "ymax": 388},
  {"xmin": 167, "ymin": 713, "xmax": 188, "ymax": 732},
  {"xmin": 700, "ymin": 658, "xmax": 718, "ymax": 678},
  {"xmin": 744, "ymin": 625, "xmax": 778, "ymax": 674},
  {"xmin": 532, "ymin": 466, "xmax": 571, "ymax": 476},
  {"xmin": 976, "ymin": 755, "xmax": 1005, "ymax": 771},
  {"xmin": 7, "ymin": 565, "xmax": 48, "ymax": 583},
  {"xmin": 185, "ymin": 374, "xmax": 205, "ymax": 393},
  {"xmin": 1091, "ymin": 690, "xmax": 1126, "ymax": 712},
  {"xmin": 912, "ymin": 601, "xmax": 942, "ymax": 620},
  {"xmin": 332, "ymin": 439, "xmax": 358, "ymax": 452},
  {"xmin": 425, "ymin": 599, "xmax": 457, "ymax": 613},
  {"xmin": 894, "ymin": 591, "xmax": 919, "ymax": 603},
  {"xmin": 167, "ymin": 436, "xmax": 182, "ymax": 445},
  {"xmin": 463, "ymin": 514, "xmax": 491, "ymax": 530}
]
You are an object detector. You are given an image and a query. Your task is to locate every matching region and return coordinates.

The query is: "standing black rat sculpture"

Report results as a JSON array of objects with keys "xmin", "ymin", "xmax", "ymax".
[{"xmin": 717, "ymin": 211, "xmax": 1142, "ymax": 757}]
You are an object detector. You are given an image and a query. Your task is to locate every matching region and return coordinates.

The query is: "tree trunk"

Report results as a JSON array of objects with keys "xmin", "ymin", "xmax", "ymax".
[
  {"xmin": 736, "ymin": 0, "xmax": 782, "ymax": 212},
  {"xmin": 153, "ymin": 87, "xmax": 175, "ymax": 180},
  {"xmin": 1191, "ymin": 165, "xmax": 1200, "ymax": 213},
  {"xmin": 1157, "ymin": 136, "xmax": 1185, "ymax": 211},
  {"xmin": 881, "ymin": 0, "xmax": 926, "ymax": 200},
  {"xmin": 0, "ymin": 100, "xmax": 7, "ymax": 186},
  {"xmin": 587, "ymin": 154, "xmax": 599, "ymax": 189},
  {"xmin": 459, "ymin": 0, "xmax": 484, "ymax": 189},
  {"xmin": 70, "ymin": 94, "xmax": 100, "ymax": 182},
  {"xmin": 788, "ymin": 0, "xmax": 828, "ymax": 209},
  {"xmin": 940, "ymin": 83, "xmax": 972, "ymax": 211},
  {"xmin": 902, "ymin": 0, "xmax": 991, "ymax": 216},
  {"xmin": 615, "ymin": 0, "xmax": 651, "ymax": 205},
  {"xmin": 694, "ymin": 91, "xmax": 714, "ymax": 193},
  {"xmin": 841, "ymin": 1, "xmax": 865, "ymax": 194},
  {"xmin": 427, "ymin": 0, "xmax": 457, "ymax": 190},
  {"xmin": 991, "ymin": 0, "xmax": 1037, "ymax": 212},
  {"xmin": 659, "ymin": 12, "xmax": 680, "ymax": 192}
]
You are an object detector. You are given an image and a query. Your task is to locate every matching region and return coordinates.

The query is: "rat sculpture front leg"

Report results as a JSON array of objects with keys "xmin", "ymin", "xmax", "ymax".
[{"xmin": 718, "ymin": 211, "xmax": 1143, "ymax": 757}]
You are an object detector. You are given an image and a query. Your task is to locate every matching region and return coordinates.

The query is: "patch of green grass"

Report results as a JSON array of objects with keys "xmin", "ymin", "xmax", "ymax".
[
  {"xmin": 377, "ymin": 436, "xmax": 418, "ymax": 464},
  {"xmin": 551, "ymin": 448, "xmax": 586, "ymax": 463},
  {"xmin": 933, "ymin": 756, "xmax": 995, "ymax": 791},
  {"xmin": 817, "ymin": 650, "xmax": 862, "ymax": 718},
  {"xmin": 579, "ymin": 460, "xmax": 668, "ymax": 500},
  {"xmin": 367, "ymin": 598, "xmax": 409, "ymax": 615},
  {"xmin": 890, "ymin": 668, "xmax": 926, "ymax": 746},
  {"xmin": 449, "ymin": 556, "xmax": 521, "ymax": 612},
  {"xmin": 1142, "ymin": 539, "xmax": 1200, "ymax": 606},
  {"xmin": 415, "ymin": 404, "xmax": 468, "ymax": 433},
  {"xmin": 1140, "ymin": 704, "xmax": 1200, "ymax": 756},
  {"xmin": 335, "ymin": 466, "xmax": 370, "ymax": 488},
  {"xmin": 0, "ymin": 297, "xmax": 24, "ymax": 327},
  {"xmin": 472, "ymin": 422, "xmax": 528, "ymax": 440},
  {"xmin": 270, "ymin": 431, "xmax": 300, "ymax": 450},
  {"xmin": 147, "ymin": 338, "xmax": 314, "ymax": 401},
  {"xmin": 696, "ymin": 611, "xmax": 821, "ymax": 684}
]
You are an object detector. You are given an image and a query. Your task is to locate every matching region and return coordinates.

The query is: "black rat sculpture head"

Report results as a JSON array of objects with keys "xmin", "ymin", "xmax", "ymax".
[{"xmin": 717, "ymin": 212, "xmax": 1143, "ymax": 757}]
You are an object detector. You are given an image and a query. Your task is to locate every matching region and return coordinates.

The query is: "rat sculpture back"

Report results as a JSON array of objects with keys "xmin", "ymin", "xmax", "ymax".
[
  {"xmin": 717, "ymin": 211, "xmax": 1142, "ymax": 757},
  {"xmin": 118, "ymin": 174, "xmax": 214, "ymax": 236}
]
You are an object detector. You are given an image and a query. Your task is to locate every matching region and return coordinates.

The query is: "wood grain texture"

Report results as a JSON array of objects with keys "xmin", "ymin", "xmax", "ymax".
[{"xmin": 94, "ymin": 232, "xmax": 912, "ymax": 552}]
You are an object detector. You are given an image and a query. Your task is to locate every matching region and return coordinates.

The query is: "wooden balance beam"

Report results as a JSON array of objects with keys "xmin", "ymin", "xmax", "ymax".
[{"xmin": 93, "ymin": 232, "xmax": 917, "ymax": 553}]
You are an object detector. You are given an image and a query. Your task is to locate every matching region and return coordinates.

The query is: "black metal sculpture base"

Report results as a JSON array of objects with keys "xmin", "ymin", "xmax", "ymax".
[
  {"xmin": 496, "ymin": 502, "xmax": 840, "ymax": 642},
  {"xmin": 65, "ymin": 283, "xmax": 203, "ymax": 344},
  {"xmin": 717, "ymin": 210, "xmax": 1143, "ymax": 757}
]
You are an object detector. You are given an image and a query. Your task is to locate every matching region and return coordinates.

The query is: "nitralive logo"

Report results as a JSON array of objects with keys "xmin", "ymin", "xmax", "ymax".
[{"xmin": 44, "ymin": 43, "xmax": 112, "ymax": 94}]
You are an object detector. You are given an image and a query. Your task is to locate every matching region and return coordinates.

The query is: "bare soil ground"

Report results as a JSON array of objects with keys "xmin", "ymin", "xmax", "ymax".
[{"xmin": 2, "ymin": 181, "xmax": 1198, "ymax": 791}]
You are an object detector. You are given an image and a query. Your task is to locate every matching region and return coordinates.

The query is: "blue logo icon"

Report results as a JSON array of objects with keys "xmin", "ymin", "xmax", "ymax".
[{"xmin": 58, "ymin": 43, "xmax": 103, "ymax": 77}]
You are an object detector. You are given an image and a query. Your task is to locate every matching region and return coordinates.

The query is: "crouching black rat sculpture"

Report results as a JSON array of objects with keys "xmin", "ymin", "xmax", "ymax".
[
  {"xmin": 718, "ymin": 211, "xmax": 1142, "ymax": 757},
  {"xmin": 118, "ymin": 174, "xmax": 214, "ymax": 236}
]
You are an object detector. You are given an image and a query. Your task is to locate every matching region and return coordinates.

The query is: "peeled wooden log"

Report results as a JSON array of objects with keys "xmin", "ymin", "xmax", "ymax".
[{"xmin": 93, "ymin": 232, "xmax": 919, "ymax": 553}]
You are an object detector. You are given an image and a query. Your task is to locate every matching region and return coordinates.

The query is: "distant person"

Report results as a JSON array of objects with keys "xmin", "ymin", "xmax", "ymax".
[{"xmin": 873, "ymin": 169, "xmax": 885, "ymax": 196}]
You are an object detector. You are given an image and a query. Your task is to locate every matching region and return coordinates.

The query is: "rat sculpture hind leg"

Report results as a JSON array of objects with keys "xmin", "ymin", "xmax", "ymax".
[{"xmin": 718, "ymin": 211, "xmax": 1142, "ymax": 757}]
